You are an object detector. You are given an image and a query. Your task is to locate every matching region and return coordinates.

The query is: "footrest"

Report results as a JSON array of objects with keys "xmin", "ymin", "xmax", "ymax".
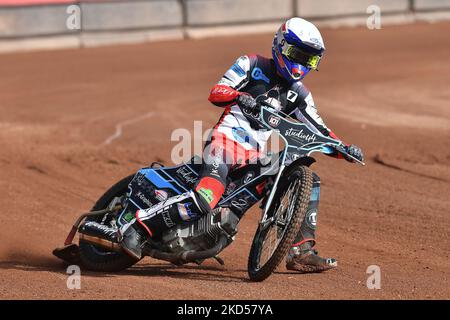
[{"xmin": 52, "ymin": 244, "xmax": 80, "ymax": 264}]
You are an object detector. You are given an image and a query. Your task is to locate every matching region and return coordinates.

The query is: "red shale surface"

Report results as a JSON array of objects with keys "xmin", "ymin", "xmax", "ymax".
[{"xmin": 0, "ymin": 22, "xmax": 449, "ymax": 299}]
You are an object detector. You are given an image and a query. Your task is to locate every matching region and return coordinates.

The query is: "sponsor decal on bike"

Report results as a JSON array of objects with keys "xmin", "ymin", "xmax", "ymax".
[
  {"xmin": 285, "ymin": 127, "xmax": 317, "ymax": 143},
  {"xmin": 176, "ymin": 166, "xmax": 198, "ymax": 185},
  {"xmin": 154, "ymin": 189, "xmax": 168, "ymax": 202},
  {"xmin": 84, "ymin": 221, "xmax": 116, "ymax": 236},
  {"xmin": 268, "ymin": 115, "xmax": 281, "ymax": 127},
  {"xmin": 305, "ymin": 209, "xmax": 317, "ymax": 229},
  {"xmin": 161, "ymin": 207, "xmax": 175, "ymax": 228},
  {"xmin": 231, "ymin": 198, "xmax": 248, "ymax": 210},
  {"xmin": 135, "ymin": 190, "xmax": 153, "ymax": 208},
  {"xmin": 232, "ymin": 126, "xmax": 250, "ymax": 144},
  {"xmin": 198, "ymin": 187, "xmax": 214, "ymax": 205},
  {"xmin": 251, "ymin": 67, "xmax": 270, "ymax": 84}
]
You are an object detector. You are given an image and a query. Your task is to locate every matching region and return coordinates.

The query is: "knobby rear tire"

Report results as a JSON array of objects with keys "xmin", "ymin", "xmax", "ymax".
[
  {"xmin": 247, "ymin": 165, "xmax": 313, "ymax": 282},
  {"xmin": 79, "ymin": 174, "xmax": 138, "ymax": 272}
]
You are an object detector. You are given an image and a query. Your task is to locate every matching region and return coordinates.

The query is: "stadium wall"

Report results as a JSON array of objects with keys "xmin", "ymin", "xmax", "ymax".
[{"xmin": 0, "ymin": 0, "xmax": 450, "ymax": 53}]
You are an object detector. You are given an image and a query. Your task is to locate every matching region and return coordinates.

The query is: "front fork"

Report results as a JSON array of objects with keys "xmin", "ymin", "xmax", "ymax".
[{"xmin": 260, "ymin": 164, "xmax": 285, "ymax": 229}]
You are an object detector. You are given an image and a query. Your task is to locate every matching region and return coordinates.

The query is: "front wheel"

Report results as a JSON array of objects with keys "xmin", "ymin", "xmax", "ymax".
[
  {"xmin": 247, "ymin": 165, "xmax": 313, "ymax": 281},
  {"xmin": 79, "ymin": 174, "xmax": 138, "ymax": 272}
]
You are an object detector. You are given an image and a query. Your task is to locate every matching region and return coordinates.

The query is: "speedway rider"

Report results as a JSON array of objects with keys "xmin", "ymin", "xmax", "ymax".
[{"xmin": 119, "ymin": 17, "xmax": 364, "ymax": 272}]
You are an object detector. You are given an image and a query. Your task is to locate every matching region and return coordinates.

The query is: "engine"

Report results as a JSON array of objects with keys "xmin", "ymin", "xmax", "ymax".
[{"xmin": 161, "ymin": 208, "xmax": 239, "ymax": 253}]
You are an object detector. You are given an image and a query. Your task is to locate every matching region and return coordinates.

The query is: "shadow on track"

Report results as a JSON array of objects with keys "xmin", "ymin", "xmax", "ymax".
[
  {"xmin": 110, "ymin": 262, "xmax": 249, "ymax": 283},
  {"xmin": 0, "ymin": 250, "xmax": 62, "ymax": 273},
  {"xmin": 0, "ymin": 250, "xmax": 249, "ymax": 283}
]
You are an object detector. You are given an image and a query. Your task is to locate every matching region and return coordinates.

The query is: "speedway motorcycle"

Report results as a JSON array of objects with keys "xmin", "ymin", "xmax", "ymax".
[{"xmin": 53, "ymin": 101, "xmax": 364, "ymax": 282}]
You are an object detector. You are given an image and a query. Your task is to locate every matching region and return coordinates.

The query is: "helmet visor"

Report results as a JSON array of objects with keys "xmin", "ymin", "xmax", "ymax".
[{"xmin": 282, "ymin": 43, "xmax": 322, "ymax": 70}]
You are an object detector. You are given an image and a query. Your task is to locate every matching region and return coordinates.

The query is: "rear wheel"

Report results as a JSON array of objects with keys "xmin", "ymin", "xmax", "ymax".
[
  {"xmin": 79, "ymin": 174, "xmax": 137, "ymax": 272},
  {"xmin": 248, "ymin": 165, "xmax": 313, "ymax": 281}
]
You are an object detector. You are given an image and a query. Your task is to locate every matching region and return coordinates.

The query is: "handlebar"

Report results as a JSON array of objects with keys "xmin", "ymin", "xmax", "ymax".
[
  {"xmin": 256, "ymin": 100, "xmax": 365, "ymax": 166},
  {"xmin": 258, "ymin": 100, "xmax": 277, "ymax": 110},
  {"xmin": 334, "ymin": 144, "xmax": 366, "ymax": 166}
]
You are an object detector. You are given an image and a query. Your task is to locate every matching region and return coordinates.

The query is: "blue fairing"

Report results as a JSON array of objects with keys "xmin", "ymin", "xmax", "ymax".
[
  {"xmin": 117, "ymin": 160, "xmax": 268, "ymax": 226},
  {"xmin": 139, "ymin": 168, "xmax": 182, "ymax": 194}
]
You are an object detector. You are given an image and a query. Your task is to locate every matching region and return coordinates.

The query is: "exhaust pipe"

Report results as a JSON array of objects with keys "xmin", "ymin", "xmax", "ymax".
[
  {"xmin": 145, "ymin": 235, "xmax": 228, "ymax": 264},
  {"xmin": 80, "ymin": 229, "xmax": 228, "ymax": 265},
  {"xmin": 79, "ymin": 233, "xmax": 123, "ymax": 253}
]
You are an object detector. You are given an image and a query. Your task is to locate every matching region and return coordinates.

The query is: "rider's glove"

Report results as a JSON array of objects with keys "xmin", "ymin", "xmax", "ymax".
[
  {"xmin": 236, "ymin": 94, "xmax": 258, "ymax": 114},
  {"xmin": 344, "ymin": 144, "xmax": 364, "ymax": 162}
]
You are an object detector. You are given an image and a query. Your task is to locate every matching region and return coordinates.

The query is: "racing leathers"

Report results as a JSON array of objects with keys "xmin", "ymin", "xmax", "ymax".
[
  {"xmin": 195, "ymin": 54, "xmax": 343, "ymax": 253},
  {"xmin": 120, "ymin": 54, "xmax": 357, "ymax": 270}
]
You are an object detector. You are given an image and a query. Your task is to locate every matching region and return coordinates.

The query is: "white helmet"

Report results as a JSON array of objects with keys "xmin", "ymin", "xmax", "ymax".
[{"xmin": 272, "ymin": 17, "xmax": 325, "ymax": 82}]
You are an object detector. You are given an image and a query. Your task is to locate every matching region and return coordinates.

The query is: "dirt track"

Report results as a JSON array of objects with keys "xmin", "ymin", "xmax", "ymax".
[{"xmin": 0, "ymin": 22, "xmax": 449, "ymax": 299}]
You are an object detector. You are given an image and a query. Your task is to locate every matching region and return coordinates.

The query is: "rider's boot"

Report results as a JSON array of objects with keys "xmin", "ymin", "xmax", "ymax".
[
  {"xmin": 285, "ymin": 173, "xmax": 337, "ymax": 273},
  {"xmin": 119, "ymin": 190, "xmax": 210, "ymax": 260},
  {"xmin": 286, "ymin": 240, "xmax": 337, "ymax": 273}
]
